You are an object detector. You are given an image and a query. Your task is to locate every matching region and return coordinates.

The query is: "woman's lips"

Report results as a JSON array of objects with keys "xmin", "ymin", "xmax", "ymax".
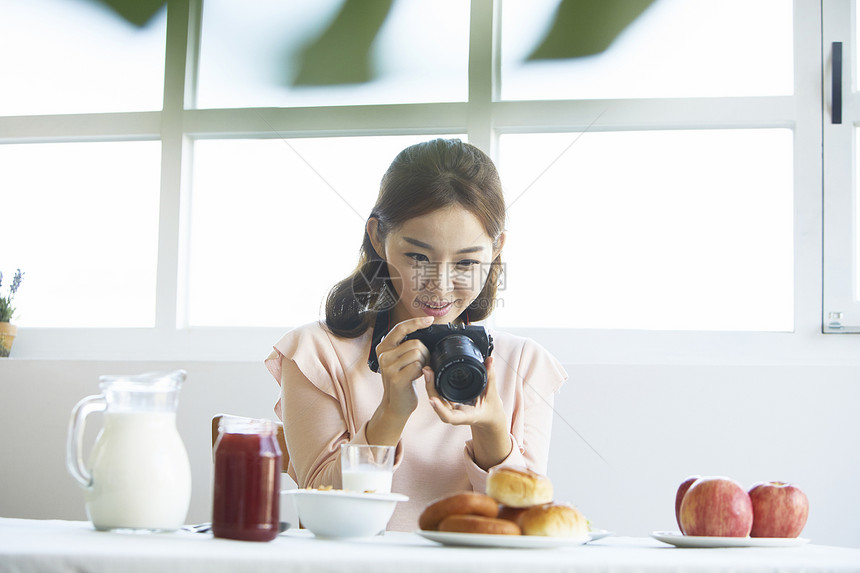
[{"xmin": 416, "ymin": 300, "xmax": 453, "ymax": 318}]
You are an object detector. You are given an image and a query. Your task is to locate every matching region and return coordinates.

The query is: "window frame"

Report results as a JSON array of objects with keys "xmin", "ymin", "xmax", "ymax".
[{"xmin": 1, "ymin": 0, "xmax": 857, "ymax": 363}]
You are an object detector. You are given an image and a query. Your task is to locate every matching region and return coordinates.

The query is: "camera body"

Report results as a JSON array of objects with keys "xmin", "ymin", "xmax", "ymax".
[{"xmin": 404, "ymin": 323, "xmax": 494, "ymax": 404}]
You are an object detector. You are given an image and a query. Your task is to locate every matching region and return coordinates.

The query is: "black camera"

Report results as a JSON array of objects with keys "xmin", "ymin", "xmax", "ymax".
[{"xmin": 404, "ymin": 324, "xmax": 494, "ymax": 404}]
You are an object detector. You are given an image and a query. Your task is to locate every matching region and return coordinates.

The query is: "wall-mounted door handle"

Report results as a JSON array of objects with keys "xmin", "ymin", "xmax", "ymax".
[{"xmin": 833, "ymin": 41, "xmax": 843, "ymax": 124}]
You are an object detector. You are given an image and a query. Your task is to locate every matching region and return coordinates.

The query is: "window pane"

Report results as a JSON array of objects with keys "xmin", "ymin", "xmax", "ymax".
[
  {"xmin": 0, "ymin": 142, "xmax": 161, "ymax": 327},
  {"xmin": 496, "ymin": 130, "xmax": 794, "ymax": 331},
  {"xmin": 187, "ymin": 135, "xmax": 463, "ymax": 327},
  {"xmin": 501, "ymin": 0, "xmax": 793, "ymax": 101},
  {"xmin": 196, "ymin": 0, "xmax": 469, "ymax": 109},
  {"xmin": 0, "ymin": 0, "xmax": 166, "ymax": 115}
]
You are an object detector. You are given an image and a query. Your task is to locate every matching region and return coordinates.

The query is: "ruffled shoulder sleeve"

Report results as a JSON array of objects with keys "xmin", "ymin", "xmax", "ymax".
[{"xmin": 264, "ymin": 321, "xmax": 369, "ymax": 416}]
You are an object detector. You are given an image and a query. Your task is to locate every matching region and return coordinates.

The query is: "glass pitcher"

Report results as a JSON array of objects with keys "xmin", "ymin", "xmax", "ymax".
[{"xmin": 66, "ymin": 370, "xmax": 192, "ymax": 532}]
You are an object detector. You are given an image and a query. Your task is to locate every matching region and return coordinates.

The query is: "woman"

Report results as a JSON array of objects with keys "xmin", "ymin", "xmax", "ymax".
[{"xmin": 265, "ymin": 138, "xmax": 567, "ymax": 531}]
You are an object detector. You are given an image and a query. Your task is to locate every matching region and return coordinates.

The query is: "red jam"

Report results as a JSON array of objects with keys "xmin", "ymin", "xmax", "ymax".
[{"xmin": 212, "ymin": 423, "xmax": 281, "ymax": 541}]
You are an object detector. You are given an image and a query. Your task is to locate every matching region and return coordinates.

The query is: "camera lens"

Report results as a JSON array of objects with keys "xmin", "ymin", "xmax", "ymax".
[{"xmin": 430, "ymin": 335, "xmax": 487, "ymax": 404}]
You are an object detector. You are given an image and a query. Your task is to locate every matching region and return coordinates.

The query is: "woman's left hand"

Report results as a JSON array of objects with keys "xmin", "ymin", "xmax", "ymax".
[
  {"xmin": 423, "ymin": 356, "xmax": 505, "ymax": 427},
  {"xmin": 424, "ymin": 356, "xmax": 512, "ymax": 470}
]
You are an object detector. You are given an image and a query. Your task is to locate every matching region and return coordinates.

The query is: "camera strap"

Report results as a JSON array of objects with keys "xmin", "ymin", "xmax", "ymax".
[{"xmin": 366, "ymin": 310, "xmax": 390, "ymax": 373}]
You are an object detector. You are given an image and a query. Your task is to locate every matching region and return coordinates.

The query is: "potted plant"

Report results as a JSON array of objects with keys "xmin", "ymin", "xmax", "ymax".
[{"xmin": 0, "ymin": 269, "xmax": 24, "ymax": 357}]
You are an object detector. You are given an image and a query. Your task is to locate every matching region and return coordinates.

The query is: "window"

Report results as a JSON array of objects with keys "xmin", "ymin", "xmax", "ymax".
[
  {"xmin": 0, "ymin": 0, "xmax": 855, "ymax": 362},
  {"xmin": 822, "ymin": 0, "xmax": 860, "ymax": 332},
  {"xmin": 0, "ymin": 0, "xmax": 166, "ymax": 115},
  {"xmin": 491, "ymin": 0, "xmax": 796, "ymax": 332},
  {"xmin": 496, "ymin": 129, "xmax": 794, "ymax": 331},
  {"xmin": 500, "ymin": 0, "xmax": 793, "ymax": 101},
  {"xmin": 0, "ymin": 142, "xmax": 161, "ymax": 327},
  {"xmin": 186, "ymin": 135, "xmax": 461, "ymax": 327},
  {"xmin": 196, "ymin": 0, "xmax": 469, "ymax": 108}
]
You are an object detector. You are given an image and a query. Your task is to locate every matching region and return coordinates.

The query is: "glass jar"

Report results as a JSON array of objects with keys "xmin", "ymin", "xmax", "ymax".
[{"xmin": 212, "ymin": 417, "xmax": 282, "ymax": 541}]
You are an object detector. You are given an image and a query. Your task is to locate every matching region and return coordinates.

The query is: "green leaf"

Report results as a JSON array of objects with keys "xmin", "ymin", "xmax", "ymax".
[
  {"xmin": 292, "ymin": 0, "xmax": 395, "ymax": 86},
  {"xmin": 527, "ymin": 0, "xmax": 656, "ymax": 61}
]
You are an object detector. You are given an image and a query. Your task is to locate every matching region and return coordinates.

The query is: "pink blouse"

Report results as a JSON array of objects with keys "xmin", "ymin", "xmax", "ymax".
[{"xmin": 264, "ymin": 321, "xmax": 567, "ymax": 531}]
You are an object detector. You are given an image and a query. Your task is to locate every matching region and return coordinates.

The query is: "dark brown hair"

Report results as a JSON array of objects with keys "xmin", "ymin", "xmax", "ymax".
[{"xmin": 325, "ymin": 138, "xmax": 506, "ymax": 338}]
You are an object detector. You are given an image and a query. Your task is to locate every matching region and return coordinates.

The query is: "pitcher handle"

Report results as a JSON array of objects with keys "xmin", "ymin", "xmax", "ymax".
[{"xmin": 66, "ymin": 395, "xmax": 106, "ymax": 488}]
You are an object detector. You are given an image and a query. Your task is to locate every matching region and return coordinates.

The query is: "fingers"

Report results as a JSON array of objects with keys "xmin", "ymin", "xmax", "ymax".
[
  {"xmin": 423, "ymin": 366, "xmax": 437, "ymax": 398},
  {"xmin": 429, "ymin": 395, "xmax": 477, "ymax": 425},
  {"xmin": 426, "ymin": 365, "xmax": 476, "ymax": 424},
  {"xmin": 428, "ymin": 355, "xmax": 500, "ymax": 426},
  {"xmin": 378, "ymin": 343, "xmax": 428, "ymax": 374},
  {"xmin": 484, "ymin": 355, "xmax": 497, "ymax": 393},
  {"xmin": 376, "ymin": 316, "xmax": 433, "ymax": 354},
  {"xmin": 376, "ymin": 316, "xmax": 433, "ymax": 374},
  {"xmin": 424, "ymin": 367, "xmax": 460, "ymax": 423}
]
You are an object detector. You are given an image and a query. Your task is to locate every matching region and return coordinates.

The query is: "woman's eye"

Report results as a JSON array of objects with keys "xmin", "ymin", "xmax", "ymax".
[
  {"xmin": 456, "ymin": 259, "xmax": 480, "ymax": 269},
  {"xmin": 406, "ymin": 253, "xmax": 429, "ymax": 263}
]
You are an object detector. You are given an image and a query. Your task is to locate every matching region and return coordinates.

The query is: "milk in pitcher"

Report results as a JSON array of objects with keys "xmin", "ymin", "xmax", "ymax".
[{"xmin": 86, "ymin": 411, "xmax": 191, "ymax": 531}]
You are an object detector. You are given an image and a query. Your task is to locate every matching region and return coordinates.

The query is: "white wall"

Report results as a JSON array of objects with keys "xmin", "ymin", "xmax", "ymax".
[{"xmin": 1, "ymin": 359, "xmax": 858, "ymax": 548}]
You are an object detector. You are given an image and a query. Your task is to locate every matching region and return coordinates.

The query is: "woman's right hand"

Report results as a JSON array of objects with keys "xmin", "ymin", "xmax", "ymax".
[{"xmin": 374, "ymin": 315, "xmax": 434, "ymax": 420}]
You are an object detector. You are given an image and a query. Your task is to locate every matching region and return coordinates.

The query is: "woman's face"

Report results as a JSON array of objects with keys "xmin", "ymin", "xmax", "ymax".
[{"xmin": 369, "ymin": 206, "xmax": 504, "ymax": 325}]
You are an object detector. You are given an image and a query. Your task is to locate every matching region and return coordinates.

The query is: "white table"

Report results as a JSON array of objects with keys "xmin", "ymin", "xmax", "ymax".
[{"xmin": 1, "ymin": 518, "xmax": 858, "ymax": 573}]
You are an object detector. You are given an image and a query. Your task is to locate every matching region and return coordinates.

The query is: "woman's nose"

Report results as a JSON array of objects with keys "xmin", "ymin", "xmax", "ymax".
[{"xmin": 421, "ymin": 262, "xmax": 455, "ymax": 293}]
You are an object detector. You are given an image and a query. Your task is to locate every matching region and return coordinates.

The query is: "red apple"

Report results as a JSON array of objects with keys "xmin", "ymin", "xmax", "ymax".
[
  {"xmin": 675, "ymin": 476, "xmax": 700, "ymax": 533},
  {"xmin": 748, "ymin": 481, "xmax": 809, "ymax": 538},
  {"xmin": 679, "ymin": 477, "xmax": 753, "ymax": 537}
]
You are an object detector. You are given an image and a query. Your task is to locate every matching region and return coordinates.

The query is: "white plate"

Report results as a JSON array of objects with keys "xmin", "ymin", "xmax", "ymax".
[
  {"xmin": 588, "ymin": 529, "xmax": 613, "ymax": 542},
  {"xmin": 417, "ymin": 529, "xmax": 602, "ymax": 549},
  {"xmin": 650, "ymin": 531, "xmax": 811, "ymax": 548}
]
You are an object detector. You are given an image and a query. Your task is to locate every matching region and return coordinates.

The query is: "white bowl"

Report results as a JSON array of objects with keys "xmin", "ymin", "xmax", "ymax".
[{"xmin": 283, "ymin": 489, "xmax": 408, "ymax": 538}]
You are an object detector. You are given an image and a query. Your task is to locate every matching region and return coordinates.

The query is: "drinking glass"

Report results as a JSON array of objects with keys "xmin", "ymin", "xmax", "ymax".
[{"xmin": 340, "ymin": 444, "xmax": 394, "ymax": 494}]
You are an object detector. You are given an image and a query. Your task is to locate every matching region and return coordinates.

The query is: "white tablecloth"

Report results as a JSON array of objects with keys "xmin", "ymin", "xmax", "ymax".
[{"xmin": 1, "ymin": 518, "xmax": 858, "ymax": 573}]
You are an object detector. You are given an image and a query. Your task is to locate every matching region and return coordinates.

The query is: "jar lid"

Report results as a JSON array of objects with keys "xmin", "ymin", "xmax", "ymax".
[{"xmin": 218, "ymin": 416, "xmax": 278, "ymax": 435}]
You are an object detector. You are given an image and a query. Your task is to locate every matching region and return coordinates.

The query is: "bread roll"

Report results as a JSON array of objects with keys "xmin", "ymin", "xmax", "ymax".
[
  {"xmin": 438, "ymin": 514, "xmax": 522, "ymax": 535},
  {"xmin": 418, "ymin": 492, "xmax": 498, "ymax": 531},
  {"xmin": 486, "ymin": 466, "xmax": 553, "ymax": 508},
  {"xmin": 518, "ymin": 503, "xmax": 589, "ymax": 538}
]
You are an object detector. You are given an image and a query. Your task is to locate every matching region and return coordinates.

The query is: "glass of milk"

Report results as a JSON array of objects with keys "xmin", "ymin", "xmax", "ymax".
[{"xmin": 340, "ymin": 444, "xmax": 394, "ymax": 494}]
